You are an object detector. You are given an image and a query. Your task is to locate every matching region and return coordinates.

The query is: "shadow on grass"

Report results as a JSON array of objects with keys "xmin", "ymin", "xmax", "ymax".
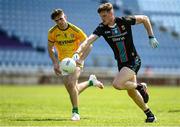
[
  {"xmin": 12, "ymin": 117, "xmax": 89, "ymax": 122},
  {"xmin": 168, "ymin": 109, "xmax": 180, "ymax": 113}
]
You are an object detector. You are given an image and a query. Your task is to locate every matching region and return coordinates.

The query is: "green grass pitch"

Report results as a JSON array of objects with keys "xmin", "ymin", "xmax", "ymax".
[{"xmin": 0, "ymin": 85, "xmax": 180, "ymax": 126}]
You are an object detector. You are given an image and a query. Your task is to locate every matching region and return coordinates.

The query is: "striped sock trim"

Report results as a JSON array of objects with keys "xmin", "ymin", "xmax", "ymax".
[{"xmin": 88, "ymin": 80, "xmax": 93, "ymax": 87}]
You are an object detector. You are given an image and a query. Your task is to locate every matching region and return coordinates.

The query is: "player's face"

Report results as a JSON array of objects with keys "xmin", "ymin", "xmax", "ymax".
[
  {"xmin": 54, "ymin": 13, "xmax": 67, "ymax": 27},
  {"xmin": 99, "ymin": 10, "xmax": 113, "ymax": 25}
]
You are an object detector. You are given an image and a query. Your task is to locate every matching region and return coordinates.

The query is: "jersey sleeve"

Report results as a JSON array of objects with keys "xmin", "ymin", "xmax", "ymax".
[
  {"xmin": 122, "ymin": 16, "xmax": 136, "ymax": 25},
  {"xmin": 69, "ymin": 23, "xmax": 87, "ymax": 42},
  {"xmin": 77, "ymin": 28, "xmax": 87, "ymax": 42},
  {"xmin": 48, "ymin": 30, "xmax": 55, "ymax": 43},
  {"xmin": 93, "ymin": 24, "xmax": 103, "ymax": 37}
]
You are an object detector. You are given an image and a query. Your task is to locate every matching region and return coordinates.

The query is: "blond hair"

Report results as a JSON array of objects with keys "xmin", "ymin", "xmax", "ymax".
[{"xmin": 97, "ymin": 2, "xmax": 113, "ymax": 13}]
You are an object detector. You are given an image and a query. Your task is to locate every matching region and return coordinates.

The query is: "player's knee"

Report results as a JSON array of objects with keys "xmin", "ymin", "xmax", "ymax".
[
  {"xmin": 112, "ymin": 80, "xmax": 123, "ymax": 90},
  {"xmin": 67, "ymin": 84, "xmax": 76, "ymax": 92},
  {"xmin": 68, "ymin": 80, "xmax": 74, "ymax": 86}
]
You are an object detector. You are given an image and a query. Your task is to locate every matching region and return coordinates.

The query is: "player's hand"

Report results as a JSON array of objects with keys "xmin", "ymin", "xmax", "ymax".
[
  {"xmin": 72, "ymin": 52, "xmax": 80, "ymax": 61},
  {"xmin": 149, "ymin": 36, "xmax": 159, "ymax": 48},
  {"xmin": 53, "ymin": 62, "xmax": 61, "ymax": 76}
]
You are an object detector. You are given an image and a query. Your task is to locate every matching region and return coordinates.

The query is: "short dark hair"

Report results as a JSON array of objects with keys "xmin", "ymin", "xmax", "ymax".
[
  {"xmin": 51, "ymin": 9, "xmax": 64, "ymax": 20},
  {"xmin": 97, "ymin": 2, "xmax": 113, "ymax": 13}
]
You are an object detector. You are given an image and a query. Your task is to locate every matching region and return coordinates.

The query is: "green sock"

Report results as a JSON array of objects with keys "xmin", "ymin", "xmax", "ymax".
[
  {"xmin": 88, "ymin": 80, "xmax": 93, "ymax": 87},
  {"xmin": 72, "ymin": 107, "xmax": 79, "ymax": 114}
]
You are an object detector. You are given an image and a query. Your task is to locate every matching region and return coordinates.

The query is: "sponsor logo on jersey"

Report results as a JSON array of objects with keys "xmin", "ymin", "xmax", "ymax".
[
  {"xmin": 105, "ymin": 31, "xmax": 111, "ymax": 34},
  {"xmin": 57, "ymin": 40, "xmax": 74, "ymax": 45}
]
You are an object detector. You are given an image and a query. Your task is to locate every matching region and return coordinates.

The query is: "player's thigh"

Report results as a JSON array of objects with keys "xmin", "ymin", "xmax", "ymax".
[
  {"xmin": 71, "ymin": 66, "xmax": 81, "ymax": 82},
  {"xmin": 113, "ymin": 67, "xmax": 136, "ymax": 85},
  {"xmin": 62, "ymin": 67, "xmax": 81, "ymax": 86},
  {"xmin": 62, "ymin": 74, "xmax": 77, "ymax": 93}
]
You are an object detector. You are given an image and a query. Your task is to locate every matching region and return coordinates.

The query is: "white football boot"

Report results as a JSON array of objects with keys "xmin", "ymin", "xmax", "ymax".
[
  {"xmin": 89, "ymin": 75, "xmax": 104, "ymax": 89},
  {"xmin": 71, "ymin": 113, "xmax": 80, "ymax": 121}
]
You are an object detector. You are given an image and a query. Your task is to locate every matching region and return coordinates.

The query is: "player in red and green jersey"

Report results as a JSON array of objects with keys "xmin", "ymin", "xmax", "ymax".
[{"xmin": 74, "ymin": 3, "xmax": 159, "ymax": 122}]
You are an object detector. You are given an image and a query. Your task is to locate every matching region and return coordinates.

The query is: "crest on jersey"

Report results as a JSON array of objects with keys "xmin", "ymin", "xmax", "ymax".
[
  {"xmin": 64, "ymin": 33, "xmax": 67, "ymax": 38},
  {"xmin": 70, "ymin": 34, "xmax": 74, "ymax": 38}
]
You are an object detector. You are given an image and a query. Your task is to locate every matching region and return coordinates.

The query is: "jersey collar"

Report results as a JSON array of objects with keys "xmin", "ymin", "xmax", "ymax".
[{"xmin": 57, "ymin": 23, "xmax": 70, "ymax": 31}]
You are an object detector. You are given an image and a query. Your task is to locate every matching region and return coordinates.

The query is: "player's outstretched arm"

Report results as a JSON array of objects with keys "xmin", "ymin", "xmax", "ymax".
[
  {"xmin": 74, "ymin": 34, "xmax": 98, "ymax": 58},
  {"xmin": 135, "ymin": 15, "xmax": 154, "ymax": 36},
  {"xmin": 135, "ymin": 15, "xmax": 159, "ymax": 48}
]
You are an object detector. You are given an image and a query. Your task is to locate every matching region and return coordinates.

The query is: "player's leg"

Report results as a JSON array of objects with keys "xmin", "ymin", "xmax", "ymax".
[
  {"xmin": 70, "ymin": 67, "xmax": 89, "ymax": 94},
  {"xmin": 127, "ymin": 90, "xmax": 157, "ymax": 122},
  {"xmin": 112, "ymin": 67, "xmax": 156, "ymax": 122},
  {"xmin": 127, "ymin": 75, "xmax": 148, "ymax": 110},
  {"xmin": 120, "ymin": 68, "xmax": 149, "ymax": 103},
  {"xmin": 113, "ymin": 67, "xmax": 148, "ymax": 106},
  {"xmin": 62, "ymin": 71, "xmax": 80, "ymax": 121},
  {"xmin": 70, "ymin": 67, "xmax": 103, "ymax": 121},
  {"xmin": 113, "ymin": 66, "xmax": 149, "ymax": 102},
  {"xmin": 127, "ymin": 76, "xmax": 156, "ymax": 122},
  {"xmin": 62, "ymin": 66, "xmax": 90, "ymax": 121},
  {"xmin": 62, "ymin": 75, "xmax": 78, "ymax": 107},
  {"xmin": 74, "ymin": 67, "xmax": 104, "ymax": 94},
  {"xmin": 77, "ymin": 80, "xmax": 104, "ymax": 94},
  {"xmin": 113, "ymin": 56, "xmax": 149, "ymax": 103},
  {"xmin": 62, "ymin": 66, "xmax": 103, "ymax": 121},
  {"xmin": 112, "ymin": 67, "xmax": 137, "ymax": 90},
  {"xmin": 74, "ymin": 44, "xmax": 104, "ymax": 91}
]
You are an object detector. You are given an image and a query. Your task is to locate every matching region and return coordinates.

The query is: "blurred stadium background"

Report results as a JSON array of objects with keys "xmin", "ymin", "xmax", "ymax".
[{"xmin": 0, "ymin": 0, "xmax": 180, "ymax": 85}]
